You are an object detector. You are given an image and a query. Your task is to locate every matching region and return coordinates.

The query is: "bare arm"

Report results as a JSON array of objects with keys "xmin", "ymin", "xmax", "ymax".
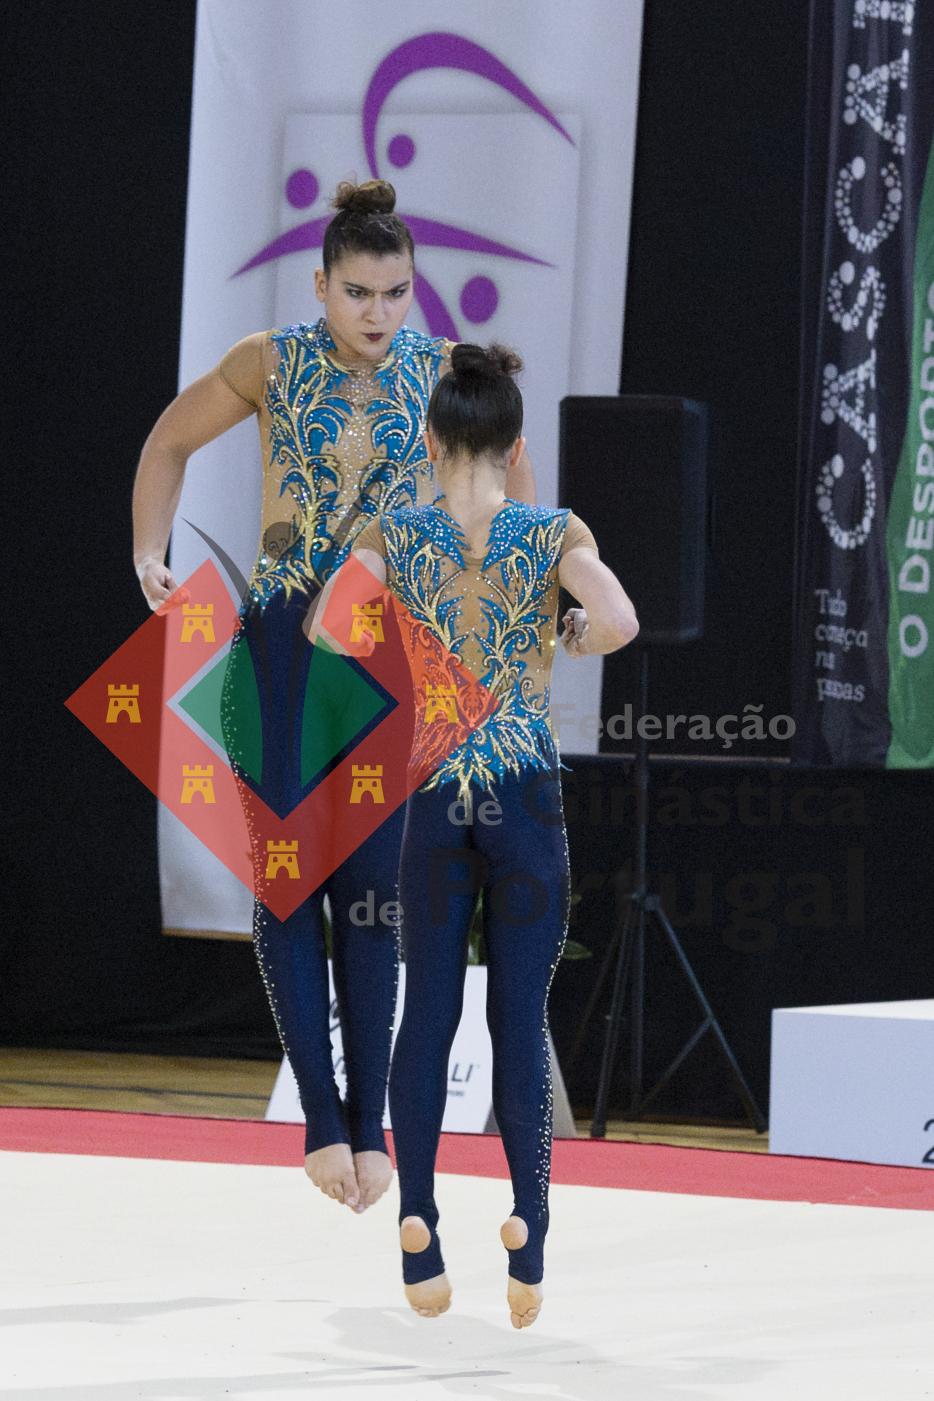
[
  {"xmin": 557, "ymin": 547, "xmax": 639, "ymax": 656},
  {"xmin": 133, "ymin": 369, "xmax": 256, "ymax": 609},
  {"xmin": 505, "ymin": 443, "xmax": 537, "ymax": 504}
]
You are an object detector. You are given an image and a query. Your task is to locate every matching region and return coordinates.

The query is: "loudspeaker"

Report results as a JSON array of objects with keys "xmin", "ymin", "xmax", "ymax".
[{"xmin": 558, "ymin": 396, "xmax": 707, "ymax": 645}]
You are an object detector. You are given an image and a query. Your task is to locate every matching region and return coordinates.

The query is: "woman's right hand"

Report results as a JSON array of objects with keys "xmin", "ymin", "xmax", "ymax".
[
  {"xmin": 136, "ymin": 557, "xmax": 182, "ymax": 612},
  {"xmin": 560, "ymin": 607, "xmax": 590, "ymax": 657}
]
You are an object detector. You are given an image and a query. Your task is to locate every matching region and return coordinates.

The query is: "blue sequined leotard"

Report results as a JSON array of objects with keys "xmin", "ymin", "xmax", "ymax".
[
  {"xmin": 353, "ymin": 499, "xmax": 597, "ymax": 795},
  {"xmin": 217, "ymin": 320, "xmax": 452, "ymax": 1160},
  {"xmin": 218, "ymin": 319, "xmax": 453, "ymax": 608}
]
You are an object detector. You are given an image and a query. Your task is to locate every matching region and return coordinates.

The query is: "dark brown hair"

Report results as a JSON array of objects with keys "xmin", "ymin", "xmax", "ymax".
[
  {"xmin": 322, "ymin": 179, "xmax": 415, "ymax": 276},
  {"xmin": 427, "ymin": 343, "xmax": 524, "ymax": 459}
]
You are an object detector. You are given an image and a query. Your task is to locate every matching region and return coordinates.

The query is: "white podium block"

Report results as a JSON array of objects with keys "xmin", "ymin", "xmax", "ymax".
[{"xmin": 769, "ymin": 999, "xmax": 934, "ymax": 1167}]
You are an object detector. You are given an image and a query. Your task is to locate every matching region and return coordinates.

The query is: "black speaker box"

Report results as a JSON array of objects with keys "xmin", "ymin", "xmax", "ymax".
[{"xmin": 558, "ymin": 396, "xmax": 707, "ymax": 645}]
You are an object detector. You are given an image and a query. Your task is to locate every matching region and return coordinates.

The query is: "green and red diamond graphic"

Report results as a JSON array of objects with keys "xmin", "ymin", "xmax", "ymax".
[{"xmin": 66, "ymin": 557, "xmax": 495, "ymax": 920}]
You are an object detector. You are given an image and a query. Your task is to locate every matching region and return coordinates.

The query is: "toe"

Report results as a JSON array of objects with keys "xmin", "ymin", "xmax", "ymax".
[
  {"xmin": 404, "ymin": 1273, "xmax": 451, "ymax": 1317},
  {"xmin": 507, "ymin": 1278, "xmax": 543, "ymax": 1329},
  {"xmin": 353, "ymin": 1151, "xmax": 394, "ymax": 1209},
  {"xmin": 331, "ymin": 1181, "xmax": 357, "ymax": 1208},
  {"xmin": 304, "ymin": 1145, "xmax": 360, "ymax": 1208},
  {"xmin": 332, "ymin": 1170, "xmax": 360, "ymax": 1208}
]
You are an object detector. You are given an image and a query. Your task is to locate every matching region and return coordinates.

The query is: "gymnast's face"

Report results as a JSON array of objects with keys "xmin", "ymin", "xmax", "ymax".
[{"xmin": 315, "ymin": 252, "xmax": 414, "ymax": 364}]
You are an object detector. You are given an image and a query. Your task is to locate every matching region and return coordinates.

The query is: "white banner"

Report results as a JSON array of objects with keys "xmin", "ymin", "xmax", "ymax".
[
  {"xmin": 265, "ymin": 964, "xmax": 577, "ymax": 1138},
  {"xmin": 162, "ymin": 0, "xmax": 644, "ymax": 932}
]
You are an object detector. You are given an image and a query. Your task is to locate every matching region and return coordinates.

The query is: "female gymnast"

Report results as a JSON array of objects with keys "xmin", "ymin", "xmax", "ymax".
[
  {"xmin": 132, "ymin": 183, "xmax": 536, "ymax": 1216},
  {"xmin": 319, "ymin": 343, "xmax": 638, "ymax": 1326}
]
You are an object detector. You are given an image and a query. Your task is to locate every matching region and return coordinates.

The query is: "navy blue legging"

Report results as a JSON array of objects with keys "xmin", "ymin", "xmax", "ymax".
[
  {"xmin": 223, "ymin": 589, "xmax": 401, "ymax": 1157},
  {"xmin": 389, "ymin": 766, "xmax": 569, "ymax": 1287}
]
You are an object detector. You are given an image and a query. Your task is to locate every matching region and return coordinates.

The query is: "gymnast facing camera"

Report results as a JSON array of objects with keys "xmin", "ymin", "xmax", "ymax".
[{"xmin": 135, "ymin": 180, "xmax": 537, "ymax": 1222}]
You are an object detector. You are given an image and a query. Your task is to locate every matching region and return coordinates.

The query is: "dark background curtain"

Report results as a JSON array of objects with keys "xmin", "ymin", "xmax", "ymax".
[
  {"xmin": 1, "ymin": 2, "xmax": 279, "ymax": 1058},
  {"xmin": 607, "ymin": 2, "xmax": 806, "ymax": 756},
  {"xmin": 3, "ymin": 1, "xmax": 932, "ymax": 1120}
]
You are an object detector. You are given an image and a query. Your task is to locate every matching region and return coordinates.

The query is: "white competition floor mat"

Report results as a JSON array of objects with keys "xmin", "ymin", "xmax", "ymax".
[{"xmin": 2, "ymin": 1147, "xmax": 933, "ymax": 1399}]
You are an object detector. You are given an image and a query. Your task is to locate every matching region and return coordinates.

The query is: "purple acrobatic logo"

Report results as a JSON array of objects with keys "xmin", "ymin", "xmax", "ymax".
[{"xmin": 234, "ymin": 32, "xmax": 576, "ymax": 339}]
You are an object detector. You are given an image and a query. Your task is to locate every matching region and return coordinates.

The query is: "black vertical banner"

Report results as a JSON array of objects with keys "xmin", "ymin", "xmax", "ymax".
[{"xmin": 794, "ymin": 0, "xmax": 934, "ymax": 765}]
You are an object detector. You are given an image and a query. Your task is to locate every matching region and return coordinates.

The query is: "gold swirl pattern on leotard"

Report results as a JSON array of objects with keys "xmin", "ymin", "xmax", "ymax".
[
  {"xmin": 248, "ymin": 321, "xmax": 450, "ymax": 608},
  {"xmin": 377, "ymin": 501, "xmax": 571, "ymax": 796}
]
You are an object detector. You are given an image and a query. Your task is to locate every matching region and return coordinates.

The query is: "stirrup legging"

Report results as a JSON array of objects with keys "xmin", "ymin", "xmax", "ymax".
[
  {"xmin": 222, "ymin": 588, "xmax": 402, "ymax": 1157},
  {"xmin": 389, "ymin": 767, "xmax": 569, "ymax": 1286}
]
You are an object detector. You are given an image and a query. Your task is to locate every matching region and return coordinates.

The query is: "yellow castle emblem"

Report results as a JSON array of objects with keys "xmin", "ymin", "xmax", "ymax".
[
  {"xmin": 424, "ymin": 684, "xmax": 457, "ymax": 724},
  {"xmin": 180, "ymin": 604, "xmax": 215, "ymax": 642},
  {"xmin": 106, "ymin": 685, "xmax": 140, "ymax": 723},
  {"xmin": 350, "ymin": 765, "xmax": 385, "ymax": 803},
  {"xmin": 266, "ymin": 840, "xmax": 300, "ymax": 879},
  {"xmin": 180, "ymin": 765, "xmax": 215, "ymax": 804},
  {"xmin": 350, "ymin": 602, "xmax": 384, "ymax": 644}
]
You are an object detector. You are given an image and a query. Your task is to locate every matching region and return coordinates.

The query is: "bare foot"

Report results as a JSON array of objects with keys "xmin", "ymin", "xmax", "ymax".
[
  {"xmin": 353, "ymin": 1150, "xmax": 394, "ymax": 1209},
  {"xmin": 404, "ymin": 1275, "xmax": 452, "ymax": 1318},
  {"xmin": 501, "ymin": 1217, "xmax": 542, "ymax": 1328},
  {"xmin": 507, "ymin": 1276, "xmax": 543, "ymax": 1329},
  {"xmin": 401, "ymin": 1216, "xmax": 451, "ymax": 1318},
  {"xmin": 304, "ymin": 1144, "xmax": 361, "ymax": 1212}
]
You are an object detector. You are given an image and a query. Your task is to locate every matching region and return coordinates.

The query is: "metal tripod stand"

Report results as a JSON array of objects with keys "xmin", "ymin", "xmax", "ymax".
[{"xmin": 584, "ymin": 647, "xmax": 767, "ymax": 1138}]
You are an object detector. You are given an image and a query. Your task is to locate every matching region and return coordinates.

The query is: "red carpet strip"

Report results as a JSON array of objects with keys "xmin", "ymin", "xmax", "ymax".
[{"xmin": 1, "ymin": 1107, "xmax": 933, "ymax": 1211}]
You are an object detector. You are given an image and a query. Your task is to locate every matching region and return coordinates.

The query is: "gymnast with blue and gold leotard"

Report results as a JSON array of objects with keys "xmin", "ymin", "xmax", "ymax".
[
  {"xmin": 314, "ymin": 342, "xmax": 638, "ymax": 1327},
  {"xmin": 132, "ymin": 181, "xmax": 536, "ymax": 1218}
]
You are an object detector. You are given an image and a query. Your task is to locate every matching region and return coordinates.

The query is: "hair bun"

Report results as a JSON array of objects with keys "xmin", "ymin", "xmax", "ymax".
[
  {"xmin": 428, "ymin": 343, "xmax": 524, "ymax": 457},
  {"xmin": 331, "ymin": 179, "xmax": 397, "ymax": 215},
  {"xmin": 451, "ymin": 342, "xmax": 523, "ymax": 379}
]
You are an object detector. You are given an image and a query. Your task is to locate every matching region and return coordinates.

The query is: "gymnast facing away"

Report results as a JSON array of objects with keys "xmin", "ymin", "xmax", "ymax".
[{"xmin": 312, "ymin": 343, "xmax": 638, "ymax": 1327}]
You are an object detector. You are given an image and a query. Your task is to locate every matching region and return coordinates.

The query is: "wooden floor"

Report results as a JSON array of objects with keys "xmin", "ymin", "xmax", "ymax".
[
  {"xmin": 0, "ymin": 1047, "xmax": 278, "ymax": 1120},
  {"xmin": 573, "ymin": 1116, "xmax": 769, "ymax": 1153},
  {"xmin": 0, "ymin": 1047, "xmax": 768, "ymax": 1151}
]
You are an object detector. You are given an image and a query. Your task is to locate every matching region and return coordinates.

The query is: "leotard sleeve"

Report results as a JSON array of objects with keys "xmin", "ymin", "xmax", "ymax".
[
  {"xmin": 216, "ymin": 332, "xmax": 269, "ymax": 410},
  {"xmin": 561, "ymin": 513, "xmax": 600, "ymax": 557}
]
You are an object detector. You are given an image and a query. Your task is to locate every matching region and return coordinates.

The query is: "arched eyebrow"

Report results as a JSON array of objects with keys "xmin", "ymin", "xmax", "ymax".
[{"xmin": 342, "ymin": 280, "xmax": 411, "ymax": 295}]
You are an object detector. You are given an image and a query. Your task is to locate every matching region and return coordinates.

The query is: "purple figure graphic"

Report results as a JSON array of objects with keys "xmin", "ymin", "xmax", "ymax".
[
  {"xmin": 235, "ymin": 32, "xmax": 575, "ymax": 340},
  {"xmin": 387, "ymin": 134, "xmax": 416, "ymax": 169},
  {"xmin": 285, "ymin": 169, "xmax": 319, "ymax": 210},
  {"xmin": 460, "ymin": 276, "xmax": 499, "ymax": 325}
]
